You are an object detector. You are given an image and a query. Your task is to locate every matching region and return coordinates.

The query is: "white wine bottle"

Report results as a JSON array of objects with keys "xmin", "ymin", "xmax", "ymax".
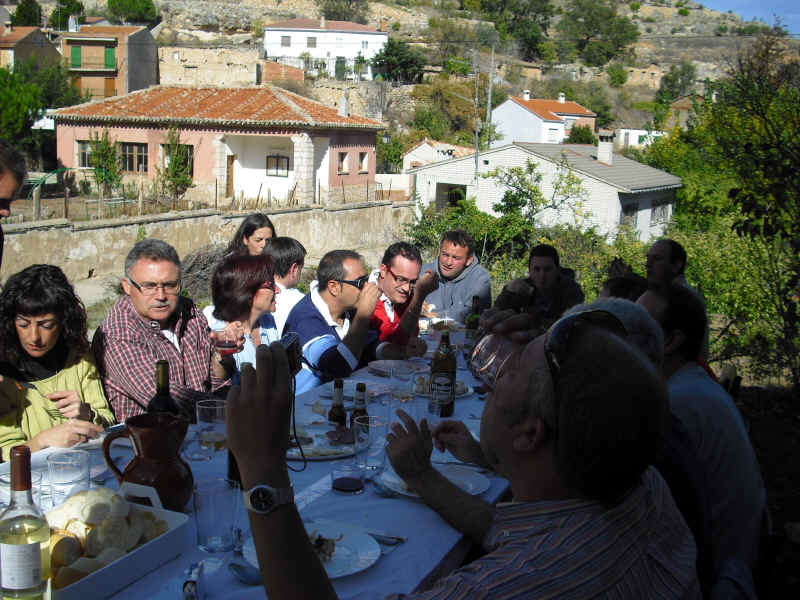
[{"xmin": 0, "ymin": 446, "xmax": 50, "ymax": 600}]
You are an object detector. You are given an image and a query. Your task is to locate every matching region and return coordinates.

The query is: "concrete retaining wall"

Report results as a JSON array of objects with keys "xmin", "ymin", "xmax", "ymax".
[{"xmin": 2, "ymin": 201, "xmax": 415, "ymax": 283}]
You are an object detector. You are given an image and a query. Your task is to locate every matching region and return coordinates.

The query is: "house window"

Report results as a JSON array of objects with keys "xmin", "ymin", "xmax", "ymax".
[
  {"xmin": 104, "ymin": 46, "xmax": 115, "ymax": 69},
  {"xmin": 281, "ymin": 36, "xmax": 291, "ymax": 47},
  {"xmin": 120, "ymin": 142, "xmax": 148, "ymax": 173},
  {"xmin": 358, "ymin": 152, "xmax": 368, "ymax": 173},
  {"xmin": 362, "ymin": 40, "xmax": 368, "ymax": 49},
  {"xmin": 621, "ymin": 203, "xmax": 638, "ymax": 227},
  {"xmin": 266, "ymin": 155, "xmax": 289, "ymax": 177},
  {"xmin": 337, "ymin": 152, "xmax": 349, "ymax": 174},
  {"xmin": 651, "ymin": 200, "xmax": 670, "ymax": 225},
  {"xmin": 162, "ymin": 144, "xmax": 194, "ymax": 177},
  {"xmin": 307, "ymin": 37, "xmax": 316, "ymax": 48},
  {"xmin": 78, "ymin": 141, "xmax": 91, "ymax": 168}
]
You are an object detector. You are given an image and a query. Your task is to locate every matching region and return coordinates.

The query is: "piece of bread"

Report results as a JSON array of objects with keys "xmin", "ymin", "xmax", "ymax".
[
  {"xmin": 124, "ymin": 512, "xmax": 144, "ymax": 550},
  {"xmin": 94, "ymin": 547, "xmax": 126, "ymax": 565},
  {"xmin": 61, "ymin": 488, "xmax": 130, "ymax": 525},
  {"xmin": 50, "ymin": 529, "xmax": 81, "ymax": 569},
  {"xmin": 84, "ymin": 517, "xmax": 129, "ymax": 557}
]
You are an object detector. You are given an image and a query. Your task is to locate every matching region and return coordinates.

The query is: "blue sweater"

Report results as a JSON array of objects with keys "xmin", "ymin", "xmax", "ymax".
[{"xmin": 284, "ymin": 292, "xmax": 378, "ymax": 394}]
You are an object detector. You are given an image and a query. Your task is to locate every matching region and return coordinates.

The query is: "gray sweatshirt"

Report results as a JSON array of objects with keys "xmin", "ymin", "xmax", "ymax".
[{"xmin": 421, "ymin": 257, "xmax": 492, "ymax": 323}]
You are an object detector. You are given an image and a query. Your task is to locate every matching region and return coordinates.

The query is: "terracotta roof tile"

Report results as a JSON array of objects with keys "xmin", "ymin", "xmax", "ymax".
[
  {"xmin": 261, "ymin": 61, "xmax": 304, "ymax": 81},
  {"xmin": 265, "ymin": 18, "xmax": 379, "ymax": 33},
  {"xmin": 52, "ymin": 85, "xmax": 382, "ymax": 130},
  {"xmin": 511, "ymin": 96, "xmax": 596, "ymax": 121},
  {"xmin": 0, "ymin": 26, "xmax": 38, "ymax": 47}
]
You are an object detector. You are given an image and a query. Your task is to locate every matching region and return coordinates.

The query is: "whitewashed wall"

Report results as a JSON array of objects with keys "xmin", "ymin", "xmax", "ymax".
[
  {"xmin": 491, "ymin": 101, "xmax": 566, "ymax": 147},
  {"xmin": 225, "ymin": 136, "xmax": 295, "ymax": 201}
]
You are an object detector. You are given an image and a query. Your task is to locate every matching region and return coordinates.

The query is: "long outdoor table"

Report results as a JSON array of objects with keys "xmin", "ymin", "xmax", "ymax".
[{"xmin": 0, "ymin": 342, "xmax": 509, "ymax": 598}]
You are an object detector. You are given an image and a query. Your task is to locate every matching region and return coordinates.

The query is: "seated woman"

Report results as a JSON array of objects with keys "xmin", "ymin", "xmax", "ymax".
[
  {"xmin": 226, "ymin": 213, "xmax": 276, "ymax": 256},
  {"xmin": 203, "ymin": 253, "xmax": 281, "ymax": 382},
  {"xmin": 0, "ymin": 265, "xmax": 115, "ymax": 460}
]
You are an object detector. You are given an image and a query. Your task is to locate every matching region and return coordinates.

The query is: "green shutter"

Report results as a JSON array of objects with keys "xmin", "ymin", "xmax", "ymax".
[
  {"xmin": 71, "ymin": 45, "xmax": 81, "ymax": 68},
  {"xmin": 104, "ymin": 47, "xmax": 115, "ymax": 69}
]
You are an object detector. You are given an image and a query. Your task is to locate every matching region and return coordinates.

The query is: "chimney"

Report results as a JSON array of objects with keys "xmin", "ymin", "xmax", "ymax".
[
  {"xmin": 320, "ymin": 16, "xmax": 326, "ymax": 29},
  {"xmin": 558, "ymin": 92, "xmax": 565, "ymax": 104},
  {"xmin": 68, "ymin": 15, "xmax": 79, "ymax": 32},
  {"xmin": 597, "ymin": 129, "xmax": 614, "ymax": 165},
  {"xmin": 338, "ymin": 91, "xmax": 349, "ymax": 117},
  {"xmin": 522, "ymin": 89, "xmax": 530, "ymax": 101}
]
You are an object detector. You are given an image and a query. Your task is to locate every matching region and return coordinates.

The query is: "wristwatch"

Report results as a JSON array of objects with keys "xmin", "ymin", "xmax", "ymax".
[{"xmin": 242, "ymin": 484, "xmax": 294, "ymax": 514}]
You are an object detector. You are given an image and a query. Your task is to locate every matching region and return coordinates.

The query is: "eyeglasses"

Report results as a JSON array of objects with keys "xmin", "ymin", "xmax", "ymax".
[
  {"xmin": 127, "ymin": 278, "xmax": 181, "ymax": 296},
  {"xmin": 337, "ymin": 275, "xmax": 369, "ymax": 290},
  {"xmin": 386, "ymin": 265, "xmax": 418, "ymax": 287},
  {"xmin": 542, "ymin": 309, "xmax": 627, "ymax": 434}
]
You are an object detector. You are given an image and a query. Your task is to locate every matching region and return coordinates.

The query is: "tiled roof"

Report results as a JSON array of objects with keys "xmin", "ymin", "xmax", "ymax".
[
  {"xmin": 59, "ymin": 25, "xmax": 145, "ymax": 38},
  {"xmin": 264, "ymin": 18, "xmax": 379, "ymax": 33},
  {"xmin": 0, "ymin": 26, "xmax": 38, "ymax": 47},
  {"xmin": 511, "ymin": 96, "xmax": 596, "ymax": 122},
  {"xmin": 261, "ymin": 61, "xmax": 304, "ymax": 82},
  {"xmin": 52, "ymin": 85, "xmax": 382, "ymax": 130},
  {"xmin": 516, "ymin": 142, "xmax": 681, "ymax": 193},
  {"xmin": 404, "ymin": 138, "xmax": 473, "ymax": 159}
]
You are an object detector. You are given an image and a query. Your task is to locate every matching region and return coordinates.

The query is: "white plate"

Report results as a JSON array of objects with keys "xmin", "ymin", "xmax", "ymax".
[
  {"xmin": 286, "ymin": 423, "xmax": 356, "ymax": 461},
  {"xmin": 368, "ymin": 360, "xmax": 429, "ymax": 377},
  {"xmin": 243, "ymin": 520, "xmax": 380, "ymax": 579},
  {"xmin": 379, "ymin": 464, "xmax": 490, "ymax": 498}
]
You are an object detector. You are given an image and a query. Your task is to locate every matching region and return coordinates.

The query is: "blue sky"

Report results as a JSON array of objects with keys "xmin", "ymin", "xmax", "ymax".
[{"xmin": 701, "ymin": 1, "xmax": 800, "ymax": 36}]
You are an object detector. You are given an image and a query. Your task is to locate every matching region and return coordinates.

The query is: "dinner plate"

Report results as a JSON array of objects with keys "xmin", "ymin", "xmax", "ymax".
[
  {"xmin": 368, "ymin": 360, "xmax": 430, "ymax": 377},
  {"xmin": 243, "ymin": 520, "xmax": 380, "ymax": 579},
  {"xmin": 379, "ymin": 464, "xmax": 490, "ymax": 498},
  {"xmin": 286, "ymin": 424, "xmax": 356, "ymax": 461}
]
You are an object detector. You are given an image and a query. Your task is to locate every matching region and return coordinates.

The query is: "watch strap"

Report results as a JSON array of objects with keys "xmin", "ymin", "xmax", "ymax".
[{"xmin": 243, "ymin": 484, "xmax": 294, "ymax": 514}]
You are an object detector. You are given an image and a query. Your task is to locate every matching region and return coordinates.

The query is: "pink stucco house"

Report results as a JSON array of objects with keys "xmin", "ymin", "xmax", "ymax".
[{"xmin": 52, "ymin": 85, "xmax": 382, "ymax": 205}]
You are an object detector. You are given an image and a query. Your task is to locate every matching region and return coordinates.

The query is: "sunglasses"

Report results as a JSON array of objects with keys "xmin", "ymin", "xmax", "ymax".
[
  {"xmin": 337, "ymin": 274, "xmax": 369, "ymax": 290},
  {"xmin": 541, "ymin": 309, "xmax": 627, "ymax": 434}
]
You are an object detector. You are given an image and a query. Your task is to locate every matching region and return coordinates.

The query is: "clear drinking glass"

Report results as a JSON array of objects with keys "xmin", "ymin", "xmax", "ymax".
[
  {"xmin": 468, "ymin": 334, "xmax": 518, "ymax": 390},
  {"xmin": 391, "ymin": 363, "xmax": 416, "ymax": 394},
  {"xmin": 353, "ymin": 415, "xmax": 387, "ymax": 472},
  {"xmin": 187, "ymin": 399, "xmax": 227, "ymax": 461},
  {"xmin": 47, "ymin": 449, "xmax": 90, "ymax": 508},
  {"xmin": 194, "ymin": 478, "xmax": 237, "ymax": 553}
]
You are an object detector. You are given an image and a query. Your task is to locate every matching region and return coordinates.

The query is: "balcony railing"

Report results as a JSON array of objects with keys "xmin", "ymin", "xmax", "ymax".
[{"xmin": 66, "ymin": 58, "xmax": 118, "ymax": 71}]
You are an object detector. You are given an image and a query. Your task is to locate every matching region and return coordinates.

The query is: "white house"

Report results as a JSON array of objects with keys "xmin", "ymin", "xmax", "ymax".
[
  {"xmin": 614, "ymin": 128, "xmax": 666, "ymax": 150},
  {"xmin": 263, "ymin": 18, "xmax": 388, "ymax": 81},
  {"xmin": 490, "ymin": 91, "xmax": 597, "ymax": 147},
  {"xmin": 402, "ymin": 138, "xmax": 474, "ymax": 172},
  {"xmin": 408, "ymin": 138, "xmax": 682, "ymax": 242}
]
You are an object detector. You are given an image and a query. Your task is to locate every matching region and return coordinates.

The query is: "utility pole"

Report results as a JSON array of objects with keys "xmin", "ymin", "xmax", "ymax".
[
  {"xmin": 486, "ymin": 45, "xmax": 495, "ymax": 130},
  {"xmin": 473, "ymin": 48, "xmax": 480, "ymax": 176}
]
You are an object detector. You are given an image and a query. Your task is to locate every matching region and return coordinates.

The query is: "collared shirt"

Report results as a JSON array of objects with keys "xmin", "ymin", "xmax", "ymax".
[
  {"xmin": 394, "ymin": 468, "xmax": 700, "ymax": 600},
  {"xmin": 273, "ymin": 281, "xmax": 305, "ymax": 336},
  {"xmin": 92, "ymin": 295, "xmax": 226, "ymax": 422}
]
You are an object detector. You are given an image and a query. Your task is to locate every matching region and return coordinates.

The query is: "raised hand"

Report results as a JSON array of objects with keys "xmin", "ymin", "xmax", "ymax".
[
  {"xmin": 386, "ymin": 409, "xmax": 434, "ymax": 481},
  {"xmin": 355, "ymin": 282, "xmax": 380, "ymax": 317},
  {"xmin": 432, "ymin": 420, "xmax": 488, "ymax": 466}
]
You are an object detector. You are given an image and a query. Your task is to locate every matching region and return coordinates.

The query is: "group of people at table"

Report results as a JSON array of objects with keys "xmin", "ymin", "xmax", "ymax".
[{"xmin": 0, "ymin": 138, "xmax": 767, "ymax": 598}]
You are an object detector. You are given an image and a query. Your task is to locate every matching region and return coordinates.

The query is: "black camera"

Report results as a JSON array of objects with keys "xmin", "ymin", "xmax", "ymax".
[{"xmin": 281, "ymin": 332, "xmax": 302, "ymax": 377}]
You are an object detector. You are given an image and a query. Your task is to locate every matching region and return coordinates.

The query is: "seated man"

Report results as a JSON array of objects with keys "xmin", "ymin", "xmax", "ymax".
[
  {"xmin": 638, "ymin": 283, "xmax": 766, "ymax": 584},
  {"xmin": 263, "ymin": 236, "xmax": 307, "ymax": 336},
  {"xmin": 226, "ymin": 311, "xmax": 701, "ymax": 600},
  {"xmin": 93, "ymin": 239, "xmax": 228, "ymax": 421},
  {"xmin": 284, "ymin": 250, "xmax": 382, "ymax": 395},
  {"xmin": 369, "ymin": 242, "xmax": 436, "ymax": 354},
  {"xmin": 421, "ymin": 230, "xmax": 491, "ymax": 322},
  {"xmin": 493, "ymin": 244, "xmax": 584, "ymax": 332}
]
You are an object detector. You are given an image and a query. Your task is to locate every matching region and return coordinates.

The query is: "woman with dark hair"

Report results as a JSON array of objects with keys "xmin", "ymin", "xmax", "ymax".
[
  {"xmin": 226, "ymin": 213, "xmax": 276, "ymax": 256},
  {"xmin": 0, "ymin": 265, "xmax": 114, "ymax": 459},
  {"xmin": 203, "ymin": 253, "xmax": 281, "ymax": 381}
]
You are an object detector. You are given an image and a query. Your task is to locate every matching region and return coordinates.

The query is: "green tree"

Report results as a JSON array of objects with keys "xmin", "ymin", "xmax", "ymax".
[
  {"xmin": 411, "ymin": 107, "xmax": 451, "ymax": 141},
  {"xmin": 376, "ymin": 133, "xmax": 404, "ymax": 173},
  {"xmin": 11, "ymin": 0, "xmax": 42, "ymax": 26},
  {"xmin": 481, "ymin": 0, "xmax": 554, "ymax": 61},
  {"xmin": 532, "ymin": 78, "xmax": 614, "ymax": 127},
  {"xmin": 606, "ymin": 62, "xmax": 628, "ymax": 87},
  {"xmin": 89, "ymin": 130, "xmax": 122, "ymax": 196},
  {"xmin": 0, "ymin": 68, "xmax": 42, "ymax": 142},
  {"xmin": 565, "ymin": 124, "xmax": 597, "ymax": 144},
  {"xmin": 655, "ymin": 60, "xmax": 697, "ymax": 105},
  {"xmin": 371, "ymin": 38, "xmax": 425, "ymax": 83},
  {"xmin": 107, "ymin": 0, "xmax": 157, "ymax": 24},
  {"xmin": 15, "ymin": 58, "xmax": 85, "ymax": 108},
  {"xmin": 157, "ymin": 127, "xmax": 194, "ymax": 209},
  {"xmin": 314, "ymin": 0, "xmax": 368, "ymax": 25},
  {"xmin": 50, "ymin": 0, "xmax": 84, "ymax": 30},
  {"xmin": 557, "ymin": 0, "xmax": 639, "ymax": 66}
]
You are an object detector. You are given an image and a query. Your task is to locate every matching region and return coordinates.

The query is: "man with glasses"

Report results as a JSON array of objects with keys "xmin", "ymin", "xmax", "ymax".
[
  {"xmin": 93, "ymin": 238, "xmax": 229, "ymax": 421},
  {"xmin": 369, "ymin": 242, "xmax": 437, "ymax": 353},
  {"xmin": 225, "ymin": 309, "xmax": 700, "ymax": 599},
  {"xmin": 286, "ymin": 249, "xmax": 403, "ymax": 394}
]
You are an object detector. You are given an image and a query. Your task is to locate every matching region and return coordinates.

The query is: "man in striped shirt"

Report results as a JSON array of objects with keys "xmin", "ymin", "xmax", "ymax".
[{"xmin": 226, "ymin": 310, "xmax": 701, "ymax": 600}]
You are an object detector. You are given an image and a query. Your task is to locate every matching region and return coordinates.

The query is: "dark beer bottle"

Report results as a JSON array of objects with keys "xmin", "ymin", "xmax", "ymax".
[
  {"xmin": 349, "ymin": 383, "xmax": 368, "ymax": 429},
  {"xmin": 328, "ymin": 379, "xmax": 347, "ymax": 427},
  {"xmin": 430, "ymin": 331, "xmax": 456, "ymax": 417},
  {"xmin": 147, "ymin": 360, "xmax": 180, "ymax": 414}
]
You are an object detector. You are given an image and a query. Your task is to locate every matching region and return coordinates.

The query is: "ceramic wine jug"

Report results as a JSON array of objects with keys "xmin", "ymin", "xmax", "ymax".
[{"xmin": 102, "ymin": 412, "xmax": 193, "ymax": 512}]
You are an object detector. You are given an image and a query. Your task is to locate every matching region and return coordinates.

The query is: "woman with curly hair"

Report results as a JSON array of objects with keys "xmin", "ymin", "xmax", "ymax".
[
  {"xmin": 0, "ymin": 265, "xmax": 115, "ymax": 459},
  {"xmin": 226, "ymin": 213, "xmax": 276, "ymax": 256},
  {"xmin": 203, "ymin": 253, "xmax": 281, "ymax": 382}
]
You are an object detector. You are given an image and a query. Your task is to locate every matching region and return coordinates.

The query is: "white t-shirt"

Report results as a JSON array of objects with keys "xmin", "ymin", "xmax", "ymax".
[{"xmin": 274, "ymin": 282, "xmax": 305, "ymax": 336}]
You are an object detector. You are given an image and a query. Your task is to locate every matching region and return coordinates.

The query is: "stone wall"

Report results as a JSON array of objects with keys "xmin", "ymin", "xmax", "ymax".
[
  {"xmin": 1, "ymin": 201, "xmax": 415, "ymax": 283},
  {"xmin": 158, "ymin": 46, "xmax": 261, "ymax": 86}
]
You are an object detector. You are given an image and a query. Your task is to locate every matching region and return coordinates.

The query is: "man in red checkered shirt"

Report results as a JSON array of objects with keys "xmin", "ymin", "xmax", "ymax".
[{"xmin": 92, "ymin": 239, "xmax": 229, "ymax": 422}]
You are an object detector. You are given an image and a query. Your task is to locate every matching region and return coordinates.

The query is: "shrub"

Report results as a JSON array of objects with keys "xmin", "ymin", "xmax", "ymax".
[
  {"xmin": 565, "ymin": 124, "xmax": 598, "ymax": 145},
  {"xmin": 678, "ymin": 8, "xmax": 690, "ymax": 16},
  {"xmin": 606, "ymin": 62, "xmax": 628, "ymax": 87},
  {"xmin": 392, "ymin": 22, "xmax": 400, "ymax": 31},
  {"xmin": 630, "ymin": 2, "xmax": 640, "ymax": 12}
]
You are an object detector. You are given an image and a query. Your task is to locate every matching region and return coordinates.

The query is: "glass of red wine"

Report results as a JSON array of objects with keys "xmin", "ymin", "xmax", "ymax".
[
  {"xmin": 212, "ymin": 328, "xmax": 241, "ymax": 357},
  {"xmin": 331, "ymin": 463, "xmax": 365, "ymax": 495}
]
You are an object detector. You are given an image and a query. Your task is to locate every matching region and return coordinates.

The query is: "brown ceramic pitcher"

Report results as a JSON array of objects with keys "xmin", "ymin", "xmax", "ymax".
[{"xmin": 102, "ymin": 413, "xmax": 193, "ymax": 512}]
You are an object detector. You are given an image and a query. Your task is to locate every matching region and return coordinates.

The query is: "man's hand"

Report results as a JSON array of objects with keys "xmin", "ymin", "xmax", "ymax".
[
  {"xmin": 421, "ymin": 301, "xmax": 437, "ymax": 319},
  {"xmin": 505, "ymin": 278, "xmax": 534, "ymax": 296},
  {"xmin": 414, "ymin": 271, "xmax": 439, "ymax": 299},
  {"xmin": 405, "ymin": 336, "xmax": 427, "ymax": 358},
  {"xmin": 354, "ymin": 282, "xmax": 380, "ymax": 318},
  {"xmin": 46, "ymin": 390, "xmax": 93, "ymax": 421},
  {"xmin": 227, "ymin": 343, "xmax": 292, "ymax": 489},
  {"xmin": 433, "ymin": 420, "xmax": 488, "ymax": 467},
  {"xmin": 386, "ymin": 409, "xmax": 434, "ymax": 482},
  {"xmin": 210, "ymin": 321, "xmax": 246, "ymax": 352},
  {"xmin": 30, "ymin": 420, "xmax": 103, "ymax": 451}
]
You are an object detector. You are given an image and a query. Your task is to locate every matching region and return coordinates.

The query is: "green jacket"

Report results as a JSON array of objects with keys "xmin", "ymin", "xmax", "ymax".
[{"xmin": 0, "ymin": 353, "xmax": 115, "ymax": 460}]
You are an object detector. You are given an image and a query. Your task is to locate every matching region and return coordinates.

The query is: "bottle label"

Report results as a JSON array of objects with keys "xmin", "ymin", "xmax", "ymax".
[{"xmin": 1, "ymin": 542, "xmax": 41, "ymax": 589}]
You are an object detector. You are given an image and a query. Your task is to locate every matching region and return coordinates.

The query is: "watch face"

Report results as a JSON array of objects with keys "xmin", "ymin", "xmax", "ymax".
[{"xmin": 251, "ymin": 488, "xmax": 273, "ymax": 512}]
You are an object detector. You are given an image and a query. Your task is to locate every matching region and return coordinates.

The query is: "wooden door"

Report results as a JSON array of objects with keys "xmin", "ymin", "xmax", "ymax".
[
  {"xmin": 104, "ymin": 78, "xmax": 115, "ymax": 98},
  {"xmin": 226, "ymin": 155, "xmax": 236, "ymax": 197}
]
